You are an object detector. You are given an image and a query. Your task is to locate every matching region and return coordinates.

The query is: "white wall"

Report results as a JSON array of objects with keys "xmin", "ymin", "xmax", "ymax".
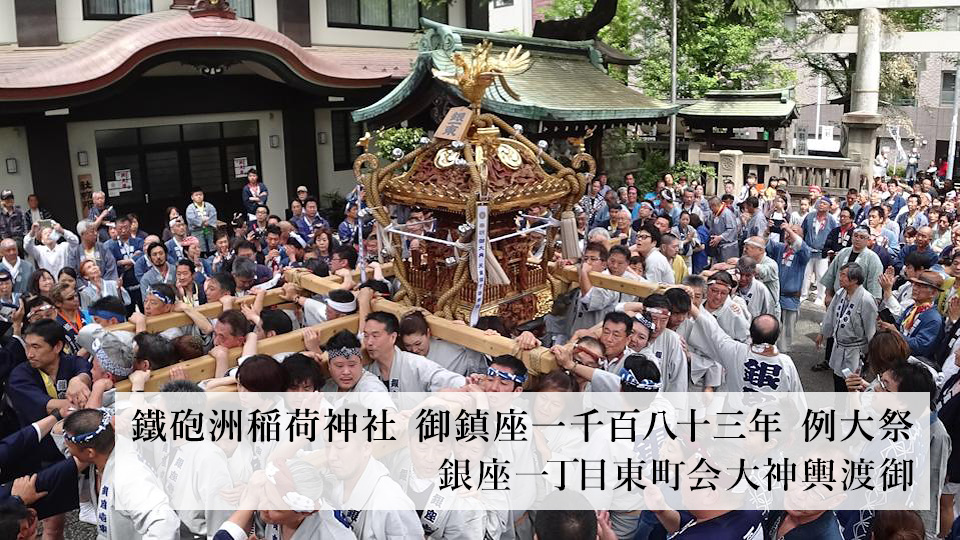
[
  {"xmin": 0, "ymin": 0, "xmax": 16, "ymax": 45},
  {"xmin": 252, "ymin": 0, "xmax": 279, "ymax": 31},
  {"xmin": 310, "ymin": 0, "xmax": 466, "ymax": 47},
  {"xmin": 489, "ymin": 0, "xmax": 532, "ymax": 35},
  {"xmin": 0, "ymin": 127, "xmax": 34, "ymax": 207},
  {"xmin": 66, "ymin": 110, "xmax": 287, "ymax": 221},
  {"xmin": 314, "ymin": 108, "xmax": 360, "ymax": 196},
  {"xmin": 57, "ymin": 0, "xmax": 170, "ymax": 43}
]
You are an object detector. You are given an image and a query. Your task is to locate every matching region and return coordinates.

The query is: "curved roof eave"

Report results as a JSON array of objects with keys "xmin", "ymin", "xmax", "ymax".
[{"xmin": 0, "ymin": 10, "xmax": 394, "ymax": 101}]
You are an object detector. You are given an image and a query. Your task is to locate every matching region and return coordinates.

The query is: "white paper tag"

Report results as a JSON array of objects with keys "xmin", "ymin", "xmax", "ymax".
[{"xmin": 470, "ymin": 205, "xmax": 489, "ymax": 325}]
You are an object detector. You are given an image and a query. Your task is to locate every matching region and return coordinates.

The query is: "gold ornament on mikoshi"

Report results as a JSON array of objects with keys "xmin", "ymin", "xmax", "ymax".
[{"xmin": 432, "ymin": 42, "xmax": 531, "ymax": 108}]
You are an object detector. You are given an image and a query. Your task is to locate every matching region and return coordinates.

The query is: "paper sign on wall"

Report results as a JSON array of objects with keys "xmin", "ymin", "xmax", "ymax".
[
  {"xmin": 109, "ymin": 169, "xmax": 132, "ymax": 196},
  {"xmin": 234, "ymin": 157, "xmax": 248, "ymax": 178}
]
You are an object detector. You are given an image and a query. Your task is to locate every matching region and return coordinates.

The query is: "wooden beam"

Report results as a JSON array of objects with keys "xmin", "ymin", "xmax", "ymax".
[
  {"xmin": 285, "ymin": 270, "xmax": 559, "ymax": 375},
  {"xmin": 796, "ymin": 0, "xmax": 960, "ymax": 10},
  {"xmin": 114, "ymin": 316, "xmax": 360, "ymax": 392},
  {"xmin": 107, "ymin": 264, "xmax": 393, "ymax": 334},
  {"xmin": 547, "ymin": 262, "xmax": 664, "ymax": 298},
  {"xmin": 804, "ymin": 31, "xmax": 960, "ymax": 54},
  {"xmin": 106, "ymin": 289, "xmax": 287, "ymax": 334}
]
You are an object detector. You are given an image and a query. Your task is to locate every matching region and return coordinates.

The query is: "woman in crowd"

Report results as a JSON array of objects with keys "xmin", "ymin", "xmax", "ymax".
[
  {"xmin": 182, "ymin": 235, "xmax": 211, "ymax": 283},
  {"xmin": 58, "ymin": 267, "xmax": 78, "ymax": 289},
  {"xmin": 27, "ymin": 268, "xmax": 55, "ymax": 298},
  {"xmin": 77, "ymin": 259, "xmax": 129, "ymax": 309},
  {"xmin": 313, "ymin": 227, "xmax": 337, "ymax": 266},
  {"xmin": 24, "ymin": 220, "xmax": 78, "ymax": 277},
  {"xmin": 338, "ymin": 202, "xmax": 360, "ymax": 246},
  {"xmin": 161, "ymin": 206, "xmax": 181, "ymax": 242},
  {"xmin": 128, "ymin": 212, "xmax": 149, "ymax": 239},
  {"xmin": 208, "ymin": 232, "xmax": 234, "ymax": 274}
]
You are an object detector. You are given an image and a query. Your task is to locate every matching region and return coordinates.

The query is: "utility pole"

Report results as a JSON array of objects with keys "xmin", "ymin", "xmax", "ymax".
[
  {"xmin": 669, "ymin": 0, "xmax": 677, "ymax": 166},
  {"xmin": 815, "ymin": 73, "xmax": 822, "ymax": 140},
  {"xmin": 949, "ymin": 58, "xmax": 960, "ymax": 181}
]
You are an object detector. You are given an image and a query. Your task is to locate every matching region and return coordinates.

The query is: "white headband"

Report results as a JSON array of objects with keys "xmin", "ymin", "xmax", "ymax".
[
  {"xmin": 325, "ymin": 297, "xmax": 357, "ymax": 313},
  {"xmin": 744, "ymin": 239, "xmax": 764, "ymax": 250}
]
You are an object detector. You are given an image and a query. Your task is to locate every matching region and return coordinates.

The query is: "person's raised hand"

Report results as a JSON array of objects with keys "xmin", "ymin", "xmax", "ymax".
[
  {"xmin": 948, "ymin": 295, "xmax": 960, "ymax": 322},
  {"xmin": 879, "ymin": 267, "xmax": 895, "ymax": 292},
  {"xmin": 515, "ymin": 331, "xmax": 539, "ymax": 351},
  {"xmin": 169, "ymin": 365, "xmax": 187, "ymax": 381},
  {"xmin": 302, "ymin": 326, "xmax": 322, "ymax": 353},
  {"xmin": 127, "ymin": 369, "xmax": 151, "ymax": 391},
  {"xmin": 845, "ymin": 370, "xmax": 867, "ymax": 392},
  {"xmin": 280, "ymin": 283, "xmax": 299, "ymax": 302}
]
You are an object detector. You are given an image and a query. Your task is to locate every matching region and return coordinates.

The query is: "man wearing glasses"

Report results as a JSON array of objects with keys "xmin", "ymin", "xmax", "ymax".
[
  {"xmin": 567, "ymin": 242, "xmax": 612, "ymax": 336},
  {"xmin": 633, "ymin": 224, "xmax": 674, "ymax": 284}
]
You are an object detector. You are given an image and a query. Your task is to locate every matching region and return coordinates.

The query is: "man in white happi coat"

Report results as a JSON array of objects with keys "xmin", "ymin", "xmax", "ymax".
[
  {"xmin": 816, "ymin": 262, "xmax": 878, "ymax": 392},
  {"xmin": 742, "ymin": 236, "xmax": 780, "ymax": 319},
  {"xmin": 65, "ymin": 409, "xmax": 180, "ymax": 540},
  {"xmin": 699, "ymin": 270, "xmax": 749, "ymax": 342},
  {"xmin": 632, "ymin": 294, "xmax": 688, "ymax": 392},
  {"xmin": 735, "ymin": 256, "xmax": 777, "ymax": 319},
  {"xmin": 476, "ymin": 355, "xmax": 539, "ymax": 540},
  {"xmin": 326, "ymin": 430, "xmax": 423, "ymax": 540},
  {"xmin": 154, "ymin": 382, "xmax": 234, "ymax": 539},
  {"xmin": 362, "ymin": 312, "xmax": 466, "ymax": 393},
  {"xmin": 687, "ymin": 301, "xmax": 803, "ymax": 393},
  {"xmin": 634, "ymin": 224, "xmax": 675, "ymax": 284},
  {"xmin": 213, "ymin": 458, "xmax": 355, "ymax": 540},
  {"xmin": 576, "ymin": 245, "xmax": 643, "ymax": 324},
  {"xmin": 397, "ymin": 313, "xmax": 487, "ymax": 377},
  {"xmin": 309, "ymin": 328, "xmax": 396, "ymax": 412},
  {"xmin": 678, "ymin": 272, "xmax": 744, "ymax": 390},
  {"xmin": 594, "ymin": 311, "xmax": 637, "ymax": 375},
  {"xmin": 567, "ymin": 241, "xmax": 614, "ymax": 336},
  {"xmin": 561, "ymin": 336, "xmax": 622, "ymax": 392},
  {"xmin": 381, "ymin": 415, "xmax": 485, "ymax": 539}
]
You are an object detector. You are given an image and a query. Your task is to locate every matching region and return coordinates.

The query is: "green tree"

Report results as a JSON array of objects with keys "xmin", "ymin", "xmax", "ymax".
[
  {"xmin": 539, "ymin": 0, "xmax": 646, "ymax": 82},
  {"xmin": 785, "ymin": 9, "xmax": 940, "ymax": 111},
  {"xmin": 540, "ymin": 0, "xmax": 794, "ymax": 95}
]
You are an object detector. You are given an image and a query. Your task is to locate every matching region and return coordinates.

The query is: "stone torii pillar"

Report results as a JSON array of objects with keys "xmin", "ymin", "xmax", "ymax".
[
  {"xmin": 798, "ymin": 0, "xmax": 960, "ymax": 189},
  {"xmin": 843, "ymin": 7, "xmax": 883, "ymax": 188}
]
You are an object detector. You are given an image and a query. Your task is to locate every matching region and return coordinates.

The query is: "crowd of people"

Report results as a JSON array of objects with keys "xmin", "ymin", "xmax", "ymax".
[{"xmin": 0, "ymin": 163, "xmax": 952, "ymax": 540}]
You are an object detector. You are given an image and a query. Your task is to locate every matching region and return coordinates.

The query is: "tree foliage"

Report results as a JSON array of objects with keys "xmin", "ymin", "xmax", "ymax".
[
  {"xmin": 541, "ymin": 0, "xmax": 794, "ymax": 96},
  {"xmin": 785, "ymin": 8, "xmax": 940, "ymax": 110}
]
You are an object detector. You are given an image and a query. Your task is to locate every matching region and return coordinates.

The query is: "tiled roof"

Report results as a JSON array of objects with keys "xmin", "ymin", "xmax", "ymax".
[
  {"xmin": 354, "ymin": 18, "xmax": 677, "ymax": 125},
  {"xmin": 680, "ymin": 89, "xmax": 798, "ymax": 123},
  {"xmin": 306, "ymin": 46, "xmax": 416, "ymax": 80},
  {"xmin": 0, "ymin": 10, "xmax": 408, "ymax": 101}
]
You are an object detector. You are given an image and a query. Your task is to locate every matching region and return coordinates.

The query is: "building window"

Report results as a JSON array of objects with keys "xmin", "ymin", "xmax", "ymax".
[
  {"xmin": 943, "ymin": 71, "xmax": 956, "ymax": 106},
  {"xmin": 493, "ymin": 0, "xmax": 514, "ymax": 7},
  {"xmin": 331, "ymin": 110, "xmax": 363, "ymax": 171},
  {"xmin": 327, "ymin": 0, "xmax": 448, "ymax": 30},
  {"xmin": 83, "ymin": 0, "xmax": 151, "ymax": 20},
  {"xmin": 233, "ymin": 0, "xmax": 255, "ymax": 19}
]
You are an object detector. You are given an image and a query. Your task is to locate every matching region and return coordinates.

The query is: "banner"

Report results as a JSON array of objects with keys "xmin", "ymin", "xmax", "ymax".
[{"xmin": 469, "ymin": 204, "xmax": 489, "ymax": 325}]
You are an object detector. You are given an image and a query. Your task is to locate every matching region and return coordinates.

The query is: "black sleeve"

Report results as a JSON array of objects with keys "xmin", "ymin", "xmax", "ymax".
[{"xmin": 0, "ymin": 458, "xmax": 80, "ymax": 520}]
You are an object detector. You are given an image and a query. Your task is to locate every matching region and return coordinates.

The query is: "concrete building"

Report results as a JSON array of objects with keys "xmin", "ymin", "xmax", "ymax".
[
  {"xmin": 0, "ymin": 0, "xmax": 489, "ymax": 231},
  {"xmin": 792, "ymin": 24, "xmax": 960, "ymax": 175},
  {"xmin": 487, "ymin": 0, "xmax": 550, "ymax": 34}
]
